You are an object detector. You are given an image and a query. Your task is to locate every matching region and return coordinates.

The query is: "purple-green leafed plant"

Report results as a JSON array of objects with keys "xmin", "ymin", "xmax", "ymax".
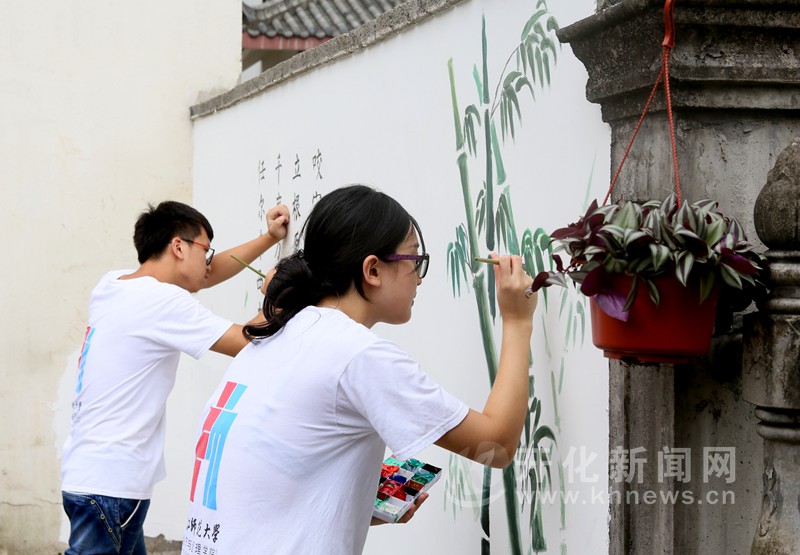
[{"xmin": 531, "ymin": 194, "xmax": 769, "ymax": 321}]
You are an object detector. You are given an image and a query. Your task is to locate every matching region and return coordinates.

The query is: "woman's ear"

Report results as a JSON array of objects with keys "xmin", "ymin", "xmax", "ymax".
[{"xmin": 362, "ymin": 255, "xmax": 382, "ymax": 287}]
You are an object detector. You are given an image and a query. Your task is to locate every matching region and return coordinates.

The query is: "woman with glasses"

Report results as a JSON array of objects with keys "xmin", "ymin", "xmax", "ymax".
[{"xmin": 183, "ymin": 184, "xmax": 538, "ymax": 554}]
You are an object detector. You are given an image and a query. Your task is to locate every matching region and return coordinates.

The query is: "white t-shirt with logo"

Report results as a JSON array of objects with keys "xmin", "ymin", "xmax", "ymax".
[
  {"xmin": 182, "ymin": 306, "xmax": 469, "ymax": 555},
  {"xmin": 61, "ymin": 270, "xmax": 233, "ymax": 500}
]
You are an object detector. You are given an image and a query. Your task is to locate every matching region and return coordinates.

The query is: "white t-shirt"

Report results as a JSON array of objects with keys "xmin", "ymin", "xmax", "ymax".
[
  {"xmin": 182, "ymin": 306, "xmax": 468, "ymax": 555},
  {"xmin": 61, "ymin": 270, "xmax": 233, "ymax": 500}
]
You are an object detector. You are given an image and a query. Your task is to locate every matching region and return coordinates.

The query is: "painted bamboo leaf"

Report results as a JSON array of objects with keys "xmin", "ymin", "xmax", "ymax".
[
  {"xmin": 501, "ymin": 95, "xmax": 509, "ymax": 140},
  {"xmin": 546, "ymin": 14, "xmax": 559, "ymax": 34},
  {"xmin": 559, "ymin": 286, "xmax": 569, "ymax": 317},
  {"xmin": 572, "ymin": 307, "xmax": 578, "ymax": 346},
  {"xmin": 534, "ymin": 426, "xmax": 556, "ymax": 472},
  {"xmin": 542, "ymin": 319, "xmax": 552, "ymax": 359},
  {"xmin": 507, "ymin": 86, "xmax": 521, "ymax": 135},
  {"xmin": 444, "ymin": 454, "xmax": 481, "ymax": 520},
  {"xmin": 472, "ymin": 65, "xmax": 483, "ymax": 104},
  {"xmin": 515, "ymin": 75, "xmax": 535, "ymax": 101},
  {"xmin": 447, "ymin": 225, "xmax": 472, "ymax": 297},
  {"xmin": 504, "ymin": 70, "xmax": 522, "ymax": 89},
  {"xmin": 521, "ymin": 228, "xmax": 533, "ymax": 255},
  {"xmin": 519, "ymin": 43, "xmax": 528, "ymax": 75},
  {"xmin": 481, "ymin": 17, "xmax": 489, "ymax": 102},
  {"xmin": 533, "ymin": 228, "xmax": 552, "ymax": 309},
  {"xmin": 534, "ymin": 21, "xmax": 546, "ymax": 40},
  {"xmin": 526, "ymin": 42, "xmax": 537, "ymax": 86},
  {"xmin": 532, "ymin": 396, "xmax": 542, "ymax": 429},
  {"xmin": 564, "ymin": 302, "xmax": 573, "ymax": 346},
  {"xmin": 543, "ymin": 51, "xmax": 551, "ymax": 86},
  {"xmin": 524, "ymin": 376, "xmax": 536, "ymax": 444},
  {"xmin": 497, "ymin": 196, "xmax": 509, "ymax": 251},
  {"xmin": 497, "ymin": 187, "xmax": 521, "ymax": 255},
  {"xmin": 464, "ymin": 104, "xmax": 481, "ymax": 156},
  {"xmin": 535, "ymin": 48, "xmax": 544, "ymax": 88},
  {"xmin": 447, "ymin": 242, "xmax": 460, "ymax": 296},
  {"xmin": 576, "ymin": 300, "xmax": 586, "ymax": 346},
  {"xmin": 521, "ymin": 9, "xmax": 547, "ymax": 40},
  {"xmin": 541, "ymin": 36, "xmax": 558, "ymax": 64},
  {"xmin": 476, "ymin": 188, "xmax": 486, "ymax": 235},
  {"xmin": 508, "ymin": 96, "xmax": 516, "ymax": 139}
]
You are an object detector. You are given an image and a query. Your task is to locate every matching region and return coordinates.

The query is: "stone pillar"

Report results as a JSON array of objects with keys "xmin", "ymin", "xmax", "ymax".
[
  {"xmin": 743, "ymin": 138, "xmax": 800, "ymax": 555},
  {"xmin": 559, "ymin": 1, "xmax": 800, "ymax": 553}
]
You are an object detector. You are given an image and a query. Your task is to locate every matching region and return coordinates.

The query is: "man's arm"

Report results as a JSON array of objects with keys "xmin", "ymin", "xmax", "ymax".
[
  {"xmin": 204, "ymin": 205, "xmax": 289, "ymax": 288},
  {"xmin": 208, "ymin": 308, "xmax": 268, "ymax": 357}
]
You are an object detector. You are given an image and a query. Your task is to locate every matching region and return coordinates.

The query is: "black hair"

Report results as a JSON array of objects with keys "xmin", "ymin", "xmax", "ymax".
[
  {"xmin": 132, "ymin": 201, "xmax": 214, "ymax": 264},
  {"xmin": 245, "ymin": 184, "xmax": 425, "ymax": 340}
]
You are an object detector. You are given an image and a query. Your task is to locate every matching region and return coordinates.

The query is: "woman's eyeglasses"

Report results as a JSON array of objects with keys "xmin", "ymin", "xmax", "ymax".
[
  {"xmin": 384, "ymin": 253, "xmax": 429, "ymax": 279},
  {"xmin": 181, "ymin": 238, "xmax": 215, "ymax": 266}
]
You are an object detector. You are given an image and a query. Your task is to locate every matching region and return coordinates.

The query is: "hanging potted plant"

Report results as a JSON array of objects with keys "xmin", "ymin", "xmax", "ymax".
[
  {"xmin": 530, "ymin": 193, "xmax": 768, "ymax": 362},
  {"xmin": 526, "ymin": 0, "xmax": 767, "ymax": 363}
]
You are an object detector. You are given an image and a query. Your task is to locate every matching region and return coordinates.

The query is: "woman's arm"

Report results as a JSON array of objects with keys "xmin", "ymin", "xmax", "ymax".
[{"xmin": 435, "ymin": 254, "xmax": 537, "ymax": 468}]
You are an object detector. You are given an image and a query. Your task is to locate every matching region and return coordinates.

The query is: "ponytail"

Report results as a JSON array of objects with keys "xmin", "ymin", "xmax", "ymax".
[{"xmin": 244, "ymin": 251, "xmax": 324, "ymax": 340}]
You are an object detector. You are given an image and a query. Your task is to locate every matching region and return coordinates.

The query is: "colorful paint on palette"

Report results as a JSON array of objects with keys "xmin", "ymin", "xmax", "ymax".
[{"xmin": 372, "ymin": 456, "xmax": 442, "ymax": 523}]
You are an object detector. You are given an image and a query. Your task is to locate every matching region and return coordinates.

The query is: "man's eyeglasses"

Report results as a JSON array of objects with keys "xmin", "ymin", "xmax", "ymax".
[
  {"xmin": 181, "ymin": 238, "xmax": 215, "ymax": 266},
  {"xmin": 384, "ymin": 253, "xmax": 430, "ymax": 279}
]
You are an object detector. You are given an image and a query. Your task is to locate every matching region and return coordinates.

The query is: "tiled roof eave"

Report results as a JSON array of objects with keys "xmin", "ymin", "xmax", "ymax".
[
  {"xmin": 242, "ymin": 0, "xmax": 404, "ymax": 40},
  {"xmin": 242, "ymin": 33, "xmax": 331, "ymax": 51}
]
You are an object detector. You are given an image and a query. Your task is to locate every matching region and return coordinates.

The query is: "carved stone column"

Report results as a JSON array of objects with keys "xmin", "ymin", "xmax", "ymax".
[
  {"xmin": 559, "ymin": 1, "xmax": 800, "ymax": 553},
  {"xmin": 743, "ymin": 138, "xmax": 800, "ymax": 555}
]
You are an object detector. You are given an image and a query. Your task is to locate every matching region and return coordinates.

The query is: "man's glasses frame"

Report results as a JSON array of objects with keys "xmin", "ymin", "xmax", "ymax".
[
  {"xmin": 383, "ymin": 253, "xmax": 430, "ymax": 279},
  {"xmin": 181, "ymin": 238, "xmax": 215, "ymax": 266}
]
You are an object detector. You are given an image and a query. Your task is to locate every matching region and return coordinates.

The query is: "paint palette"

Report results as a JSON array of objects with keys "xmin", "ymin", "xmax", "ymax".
[{"xmin": 373, "ymin": 456, "xmax": 442, "ymax": 523}]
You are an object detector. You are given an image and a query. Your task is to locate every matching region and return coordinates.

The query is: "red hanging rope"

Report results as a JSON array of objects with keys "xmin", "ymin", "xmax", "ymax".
[
  {"xmin": 602, "ymin": 68, "xmax": 664, "ymax": 206},
  {"xmin": 662, "ymin": 0, "xmax": 675, "ymax": 49},
  {"xmin": 662, "ymin": 45, "xmax": 681, "ymax": 205},
  {"xmin": 602, "ymin": 0, "xmax": 681, "ymax": 207}
]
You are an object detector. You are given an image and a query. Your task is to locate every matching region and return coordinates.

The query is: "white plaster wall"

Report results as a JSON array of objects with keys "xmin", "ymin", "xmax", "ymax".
[
  {"xmin": 0, "ymin": 1, "xmax": 242, "ymax": 552},
  {"xmin": 180, "ymin": 1, "xmax": 612, "ymax": 553}
]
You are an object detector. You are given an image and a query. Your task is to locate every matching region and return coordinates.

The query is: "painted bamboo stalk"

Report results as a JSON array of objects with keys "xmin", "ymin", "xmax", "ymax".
[{"xmin": 448, "ymin": 50, "xmax": 524, "ymax": 555}]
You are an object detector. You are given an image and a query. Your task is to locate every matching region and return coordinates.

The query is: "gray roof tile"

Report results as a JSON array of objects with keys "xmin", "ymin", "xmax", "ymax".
[{"xmin": 243, "ymin": 0, "xmax": 405, "ymax": 40}]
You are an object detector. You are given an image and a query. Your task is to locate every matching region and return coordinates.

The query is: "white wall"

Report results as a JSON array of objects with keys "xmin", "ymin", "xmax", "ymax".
[
  {"xmin": 179, "ymin": 1, "xmax": 612, "ymax": 553},
  {"xmin": 0, "ymin": 1, "xmax": 241, "ymax": 552}
]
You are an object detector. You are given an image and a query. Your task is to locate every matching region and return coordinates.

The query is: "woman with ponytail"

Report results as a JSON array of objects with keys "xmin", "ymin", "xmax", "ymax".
[{"xmin": 183, "ymin": 184, "xmax": 538, "ymax": 554}]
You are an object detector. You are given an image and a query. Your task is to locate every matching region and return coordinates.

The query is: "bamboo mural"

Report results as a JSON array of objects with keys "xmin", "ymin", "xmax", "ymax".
[{"xmin": 443, "ymin": 2, "xmax": 590, "ymax": 552}]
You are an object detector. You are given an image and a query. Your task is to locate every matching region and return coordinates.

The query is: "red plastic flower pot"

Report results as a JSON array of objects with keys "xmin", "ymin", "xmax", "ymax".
[{"xmin": 590, "ymin": 275, "xmax": 720, "ymax": 363}]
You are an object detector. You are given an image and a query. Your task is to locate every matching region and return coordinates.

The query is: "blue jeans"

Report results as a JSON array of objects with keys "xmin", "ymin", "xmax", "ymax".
[{"xmin": 62, "ymin": 492, "xmax": 150, "ymax": 555}]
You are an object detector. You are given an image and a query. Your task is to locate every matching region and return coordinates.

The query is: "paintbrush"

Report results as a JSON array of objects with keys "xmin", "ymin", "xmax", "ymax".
[
  {"xmin": 230, "ymin": 254, "xmax": 266, "ymax": 278},
  {"xmin": 475, "ymin": 257, "xmax": 535, "ymax": 298}
]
